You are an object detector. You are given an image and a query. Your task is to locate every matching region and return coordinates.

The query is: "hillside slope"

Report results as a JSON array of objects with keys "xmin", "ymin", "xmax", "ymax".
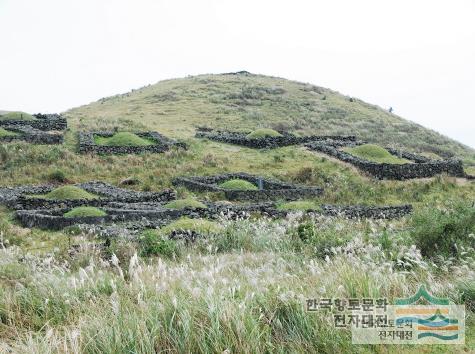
[{"xmin": 67, "ymin": 72, "xmax": 475, "ymax": 163}]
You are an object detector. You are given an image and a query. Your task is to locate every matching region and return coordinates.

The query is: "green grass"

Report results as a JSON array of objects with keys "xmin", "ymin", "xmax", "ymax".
[
  {"xmin": 247, "ymin": 128, "xmax": 282, "ymax": 139},
  {"xmin": 159, "ymin": 217, "xmax": 221, "ymax": 235},
  {"xmin": 0, "ymin": 111, "xmax": 36, "ymax": 121},
  {"xmin": 343, "ymin": 144, "xmax": 411, "ymax": 164},
  {"xmin": 94, "ymin": 132, "xmax": 155, "ymax": 146},
  {"xmin": 219, "ymin": 179, "xmax": 258, "ymax": 190},
  {"xmin": 277, "ymin": 200, "xmax": 321, "ymax": 211},
  {"xmin": 31, "ymin": 186, "xmax": 99, "ymax": 200},
  {"xmin": 0, "ymin": 128, "xmax": 19, "ymax": 137},
  {"xmin": 63, "ymin": 206, "xmax": 107, "ymax": 218},
  {"xmin": 466, "ymin": 166, "xmax": 475, "ymax": 175},
  {"xmin": 164, "ymin": 198, "xmax": 207, "ymax": 209}
]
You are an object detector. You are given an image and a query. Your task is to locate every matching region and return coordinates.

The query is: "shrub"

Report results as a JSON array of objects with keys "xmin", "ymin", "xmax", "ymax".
[
  {"xmin": 219, "ymin": 179, "xmax": 258, "ymax": 190},
  {"xmin": 48, "ymin": 169, "xmax": 67, "ymax": 183},
  {"xmin": 410, "ymin": 203, "xmax": 475, "ymax": 258},
  {"xmin": 64, "ymin": 207, "xmax": 107, "ymax": 218},
  {"xmin": 342, "ymin": 144, "xmax": 410, "ymax": 164},
  {"xmin": 278, "ymin": 201, "xmax": 321, "ymax": 211},
  {"xmin": 160, "ymin": 217, "xmax": 221, "ymax": 235},
  {"xmin": 94, "ymin": 132, "xmax": 154, "ymax": 146},
  {"xmin": 0, "ymin": 128, "xmax": 19, "ymax": 137},
  {"xmin": 139, "ymin": 230, "xmax": 179, "ymax": 258},
  {"xmin": 246, "ymin": 128, "xmax": 282, "ymax": 139},
  {"xmin": 0, "ymin": 111, "xmax": 36, "ymax": 121},
  {"xmin": 164, "ymin": 198, "xmax": 207, "ymax": 210},
  {"xmin": 32, "ymin": 186, "xmax": 99, "ymax": 200}
]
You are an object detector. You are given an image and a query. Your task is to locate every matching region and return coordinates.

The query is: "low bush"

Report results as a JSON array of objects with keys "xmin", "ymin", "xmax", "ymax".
[
  {"xmin": 246, "ymin": 128, "xmax": 282, "ymax": 139},
  {"xmin": 63, "ymin": 207, "xmax": 107, "ymax": 218},
  {"xmin": 48, "ymin": 169, "xmax": 67, "ymax": 183},
  {"xmin": 410, "ymin": 202, "xmax": 475, "ymax": 258},
  {"xmin": 139, "ymin": 230, "xmax": 180, "ymax": 258},
  {"xmin": 94, "ymin": 132, "xmax": 154, "ymax": 146},
  {"xmin": 343, "ymin": 144, "xmax": 411, "ymax": 164},
  {"xmin": 219, "ymin": 179, "xmax": 258, "ymax": 190},
  {"xmin": 164, "ymin": 198, "xmax": 207, "ymax": 210}
]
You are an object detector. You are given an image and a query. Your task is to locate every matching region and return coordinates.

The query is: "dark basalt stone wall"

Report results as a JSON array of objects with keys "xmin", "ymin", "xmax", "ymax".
[
  {"xmin": 0, "ymin": 114, "xmax": 67, "ymax": 131},
  {"xmin": 15, "ymin": 201, "xmax": 413, "ymax": 231},
  {"xmin": 173, "ymin": 172, "xmax": 324, "ymax": 201},
  {"xmin": 196, "ymin": 129, "xmax": 357, "ymax": 149},
  {"xmin": 0, "ymin": 125, "xmax": 63, "ymax": 145},
  {"xmin": 78, "ymin": 131, "xmax": 187, "ymax": 154},
  {"xmin": 306, "ymin": 142, "xmax": 466, "ymax": 180},
  {"xmin": 1, "ymin": 181, "xmax": 176, "ymax": 210}
]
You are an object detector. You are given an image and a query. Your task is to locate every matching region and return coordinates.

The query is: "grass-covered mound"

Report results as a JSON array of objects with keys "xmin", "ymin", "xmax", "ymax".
[
  {"xmin": 164, "ymin": 198, "xmax": 207, "ymax": 210},
  {"xmin": 94, "ymin": 132, "xmax": 154, "ymax": 146},
  {"xmin": 219, "ymin": 179, "xmax": 258, "ymax": 190},
  {"xmin": 342, "ymin": 144, "xmax": 411, "ymax": 164},
  {"xmin": 277, "ymin": 200, "xmax": 321, "ymax": 211},
  {"xmin": 160, "ymin": 217, "xmax": 221, "ymax": 235},
  {"xmin": 0, "ymin": 111, "xmax": 36, "ymax": 121},
  {"xmin": 32, "ymin": 186, "xmax": 99, "ymax": 200},
  {"xmin": 64, "ymin": 207, "xmax": 107, "ymax": 218},
  {"xmin": 246, "ymin": 128, "xmax": 282, "ymax": 139},
  {"xmin": 0, "ymin": 128, "xmax": 19, "ymax": 137}
]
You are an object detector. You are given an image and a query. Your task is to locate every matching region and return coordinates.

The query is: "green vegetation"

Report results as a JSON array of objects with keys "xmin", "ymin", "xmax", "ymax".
[
  {"xmin": 0, "ymin": 128, "xmax": 19, "ymax": 137},
  {"xmin": 246, "ymin": 128, "xmax": 282, "ymax": 139},
  {"xmin": 343, "ymin": 144, "xmax": 411, "ymax": 164},
  {"xmin": 409, "ymin": 202, "xmax": 475, "ymax": 258},
  {"xmin": 63, "ymin": 206, "xmax": 107, "ymax": 218},
  {"xmin": 0, "ymin": 111, "xmax": 36, "ymax": 121},
  {"xmin": 277, "ymin": 200, "xmax": 321, "ymax": 211},
  {"xmin": 159, "ymin": 217, "xmax": 221, "ymax": 235},
  {"xmin": 466, "ymin": 166, "xmax": 475, "ymax": 175},
  {"xmin": 31, "ymin": 186, "xmax": 99, "ymax": 200},
  {"xmin": 139, "ymin": 230, "xmax": 180, "ymax": 258},
  {"xmin": 164, "ymin": 198, "xmax": 207, "ymax": 209},
  {"xmin": 94, "ymin": 132, "xmax": 155, "ymax": 146},
  {"xmin": 1, "ymin": 73, "xmax": 475, "ymax": 353},
  {"xmin": 219, "ymin": 179, "xmax": 258, "ymax": 190}
]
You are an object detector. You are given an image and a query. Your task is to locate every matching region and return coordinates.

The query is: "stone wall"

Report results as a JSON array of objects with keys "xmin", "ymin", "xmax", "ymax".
[
  {"xmin": 196, "ymin": 129, "xmax": 357, "ymax": 149},
  {"xmin": 78, "ymin": 131, "xmax": 187, "ymax": 154},
  {"xmin": 306, "ymin": 142, "xmax": 466, "ymax": 180},
  {"xmin": 173, "ymin": 172, "xmax": 324, "ymax": 201},
  {"xmin": 0, "ymin": 114, "xmax": 67, "ymax": 131},
  {"xmin": 0, "ymin": 125, "xmax": 64, "ymax": 145},
  {"xmin": 1, "ymin": 181, "xmax": 176, "ymax": 210}
]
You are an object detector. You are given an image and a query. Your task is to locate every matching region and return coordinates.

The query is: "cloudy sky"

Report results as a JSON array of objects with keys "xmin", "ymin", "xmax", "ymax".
[{"xmin": 1, "ymin": 0, "xmax": 474, "ymax": 148}]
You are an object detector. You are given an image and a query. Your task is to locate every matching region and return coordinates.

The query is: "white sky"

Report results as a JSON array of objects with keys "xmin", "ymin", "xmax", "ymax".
[{"xmin": 1, "ymin": 0, "xmax": 474, "ymax": 148}]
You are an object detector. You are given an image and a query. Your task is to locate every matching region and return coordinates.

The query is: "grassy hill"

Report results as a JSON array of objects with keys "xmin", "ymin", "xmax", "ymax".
[{"xmin": 1, "ymin": 73, "xmax": 474, "ymax": 353}]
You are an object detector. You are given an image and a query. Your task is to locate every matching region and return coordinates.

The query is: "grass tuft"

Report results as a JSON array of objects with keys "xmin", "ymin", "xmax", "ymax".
[
  {"xmin": 164, "ymin": 198, "xmax": 207, "ymax": 210},
  {"xmin": 219, "ymin": 179, "xmax": 258, "ymax": 190},
  {"xmin": 277, "ymin": 200, "xmax": 321, "ymax": 211},
  {"xmin": 247, "ymin": 128, "xmax": 282, "ymax": 139},
  {"xmin": 343, "ymin": 144, "xmax": 411, "ymax": 164},
  {"xmin": 94, "ymin": 132, "xmax": 155, "ymax": 146},
  {"xmin": 32, "ymin": 186, "xmax": 99, "ymax": 200},
  {"xmin": 0, "ymin": 128, "xmax": 19, "ymax": 137},
  {"xmin": 63, "ymin": 206, "xmax": 107, "ymax": 218},
  {"xmin": 160, "ymin": 217, "xmax": 221, "ymax": 235}
]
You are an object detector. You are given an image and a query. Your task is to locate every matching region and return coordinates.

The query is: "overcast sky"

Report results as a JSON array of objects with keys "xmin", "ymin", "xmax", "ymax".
[{"xmin": 1, "ymin": 0, "xmax": 474, "ymax": 148}]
